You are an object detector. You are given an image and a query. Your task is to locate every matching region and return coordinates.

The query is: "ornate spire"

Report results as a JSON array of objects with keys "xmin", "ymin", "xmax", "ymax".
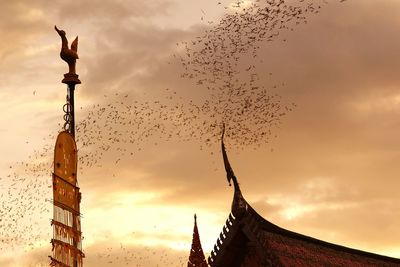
[
  {"xmin": 221, "ymin": 125, "xmax": 248, "ymax": 218},
  {"xmin": 188, "ymin": 214, "xmax": 208, "ymax": 267}
]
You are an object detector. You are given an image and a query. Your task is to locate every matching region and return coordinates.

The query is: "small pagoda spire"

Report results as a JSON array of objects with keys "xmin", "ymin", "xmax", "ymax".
[
  {"xmin": 188, "ymin": 214, "xmax": 208, "ymax": 267},
  {"xmin": 221, "ymin": 124, "xmax": 248, "ymax": 218}
]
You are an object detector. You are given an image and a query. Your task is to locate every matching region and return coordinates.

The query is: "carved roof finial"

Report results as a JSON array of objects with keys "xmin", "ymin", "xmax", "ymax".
[
  {"xmin": 221, "ymin": 124, "xmax": 248, "ymax": 218},
  {"xmin": 221, "ymin": 124, "xmax": 239, "ymax": 191}
]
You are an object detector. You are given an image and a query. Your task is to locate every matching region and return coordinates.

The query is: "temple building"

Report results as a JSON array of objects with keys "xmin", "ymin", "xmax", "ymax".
[
  {"xmin": 188, "ymin": 133, "xmax": 400, "ymax": 266},
  {"xmin": 188, "ymin": 214, "xmax": 208, "ymax": 267}
]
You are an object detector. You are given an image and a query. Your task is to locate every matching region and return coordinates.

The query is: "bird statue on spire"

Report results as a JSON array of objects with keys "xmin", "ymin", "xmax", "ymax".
[{"xmin": 55, "ymin": 25, "xmax": 79, "ymax": 76}]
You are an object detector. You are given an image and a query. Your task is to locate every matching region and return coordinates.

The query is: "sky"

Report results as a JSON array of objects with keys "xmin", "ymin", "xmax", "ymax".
[{"xmin": 0, "ymin": 0, "xmax": 400, "ymax": 266}]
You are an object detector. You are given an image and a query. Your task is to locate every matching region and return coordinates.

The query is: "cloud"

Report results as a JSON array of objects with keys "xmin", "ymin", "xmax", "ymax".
[
  {"xmin": 1, "ymin": 0, "xmax": 400, "ymax": 265},
  {"xmin": 74, "ymin": 1, "xmax": 400, "ymax": 257}
]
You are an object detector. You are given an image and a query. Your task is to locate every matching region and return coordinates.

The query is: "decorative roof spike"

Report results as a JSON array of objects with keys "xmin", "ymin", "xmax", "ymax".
[
  {"xmin": 221, "ymin": 124, "xmax": 248, "ymax": 218},
  {"xmin": 188, "ymin": 214, "xmax": 208, "ymax": 267},
  {"xmin": 221, "ymin": 124, "xmax": 239, "ymax": 192}
]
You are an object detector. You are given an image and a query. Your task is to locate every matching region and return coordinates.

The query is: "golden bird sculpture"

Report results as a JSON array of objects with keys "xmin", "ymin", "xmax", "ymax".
[{"xmin": 55, "ymin": 25, "xmax": 79, "ymax": 76}]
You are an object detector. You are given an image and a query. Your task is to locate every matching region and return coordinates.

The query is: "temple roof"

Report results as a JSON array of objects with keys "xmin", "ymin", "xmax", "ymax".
[
  {"xmin": 188, "ymin": 214, "xmax": 208, "ymax": 267},
  {"xmin": 208, "ymin": 135, "xmax": 400, "ymax": 267}
]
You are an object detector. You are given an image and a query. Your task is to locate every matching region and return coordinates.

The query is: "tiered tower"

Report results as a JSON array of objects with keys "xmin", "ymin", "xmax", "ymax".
[{"xmin": 50, "ymin": 26, "xmax": 84, "ymax": 267}]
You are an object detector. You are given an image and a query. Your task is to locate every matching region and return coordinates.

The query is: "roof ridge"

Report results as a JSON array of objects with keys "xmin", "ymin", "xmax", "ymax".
[{"xmin": 245, "ymin": 200, "xmax": 400, "ymax": 263}]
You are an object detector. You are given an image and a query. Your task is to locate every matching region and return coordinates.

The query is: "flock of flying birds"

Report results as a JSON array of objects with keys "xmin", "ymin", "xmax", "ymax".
[
  {"xmin": 0, "ymin": 0, "xmax": 348, "ymax": 266},
  {"xmin": 93, "ymin": 244, "xmax": 188, "ymax": 266}
]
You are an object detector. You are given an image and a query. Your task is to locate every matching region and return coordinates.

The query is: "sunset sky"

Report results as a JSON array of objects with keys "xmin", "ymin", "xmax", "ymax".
[{"xmin": 0, "ymin": 0, "xmax": 400, "ymax": 266}]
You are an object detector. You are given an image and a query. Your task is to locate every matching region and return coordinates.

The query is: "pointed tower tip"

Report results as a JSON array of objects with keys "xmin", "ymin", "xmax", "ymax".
[{"xmin": 188, "ymin": 214, "xmax": 207, "ymax": 267}]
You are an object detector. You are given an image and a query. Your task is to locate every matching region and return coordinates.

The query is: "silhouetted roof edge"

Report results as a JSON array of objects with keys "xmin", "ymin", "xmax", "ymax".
[
  {"xmin": 220, "ymin": 130, "xmax": 400, "ymax": 264},
  {"xmin": 246, "ymin": 204, "xmax": 400, "ymax": 264}
]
